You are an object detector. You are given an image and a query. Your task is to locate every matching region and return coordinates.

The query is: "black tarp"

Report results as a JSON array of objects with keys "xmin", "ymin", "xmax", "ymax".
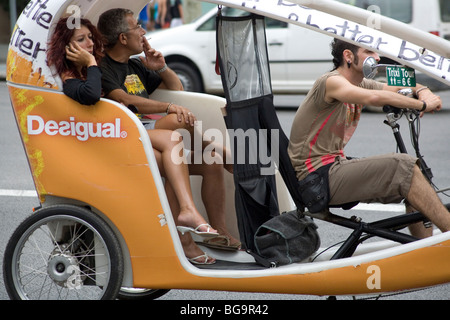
[{"xmin": 216, "ymin": 12, "xmax": 304, "ymax": 250}]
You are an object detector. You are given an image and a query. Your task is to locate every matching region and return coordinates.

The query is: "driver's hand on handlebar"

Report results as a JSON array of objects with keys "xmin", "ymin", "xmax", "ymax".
[{"xmin": 419, "ymin": 90, "xmax": 442, "ymax": 116}]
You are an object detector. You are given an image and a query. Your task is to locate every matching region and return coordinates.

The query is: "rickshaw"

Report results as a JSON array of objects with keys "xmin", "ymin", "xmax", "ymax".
[{"xmin": 3, "ymin": 0, "xmax": 450, "ymax": 300}]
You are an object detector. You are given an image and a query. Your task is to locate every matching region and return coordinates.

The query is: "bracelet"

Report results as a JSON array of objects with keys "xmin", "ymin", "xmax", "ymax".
[
  {"xmin": 166, "ymin": 102, "xmax": 173, "ymax": 114},
  {"xmin": 156, "ymin": 63, "xmax": 168, "ymax": 74},
  {"xmin": 416, "ymin": 86, "xmax": 429, "ymax": 95},
  {"xmin": 420, "ymin": 100, "xmax": 427, "ymax": 112}
]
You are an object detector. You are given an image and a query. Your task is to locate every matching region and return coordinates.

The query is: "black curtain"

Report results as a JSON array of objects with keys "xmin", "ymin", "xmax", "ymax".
[{"xmin": 216, "ymin": 12, "xmax": 304, "ymax": 250}]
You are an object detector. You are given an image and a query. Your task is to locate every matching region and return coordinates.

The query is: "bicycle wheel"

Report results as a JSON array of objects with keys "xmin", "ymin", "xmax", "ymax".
[
  {"xmin": 117, "ymin": 287, "xmax": 170, "ymax": 300},
  {"xmin": 3, "ymin": 204, "xmax": 124, "ymax": 300}
]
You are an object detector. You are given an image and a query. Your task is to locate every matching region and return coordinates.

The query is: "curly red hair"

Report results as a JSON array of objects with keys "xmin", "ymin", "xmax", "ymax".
[{"xmin": 47, "ymin": 17, "xmax": 104, "ymax": 80}]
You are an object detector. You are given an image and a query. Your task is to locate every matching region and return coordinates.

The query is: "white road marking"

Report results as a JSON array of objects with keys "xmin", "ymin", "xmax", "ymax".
[
  {"xmin": 353, "ymin": 203, "xmax": 405, "ymax": 213},
  {"xmin": 0, "ymin": 189, "xmax": 406, "ymax": 212},
  {"xmin": 0, "ymin": 189, "xmax": 37, "ymax": 197}
]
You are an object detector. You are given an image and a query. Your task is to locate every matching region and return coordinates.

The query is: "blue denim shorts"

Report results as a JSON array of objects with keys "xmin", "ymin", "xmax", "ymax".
[{"xmin": 143, "ymin": 120, "xmax": 156, "ymax": 130}]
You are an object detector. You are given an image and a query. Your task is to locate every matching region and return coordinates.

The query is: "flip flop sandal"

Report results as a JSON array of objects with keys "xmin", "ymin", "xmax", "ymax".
[
  {"xmin": 188, "ymin": 252, "xmax": 216, "ymax": 265},
  {"xmin": 197, "ymin": 235, "xmax": 242, "ymax": 251},
  {"xmin": 177, "ymin": 223, "xmax": 219, "ymax": 238}
]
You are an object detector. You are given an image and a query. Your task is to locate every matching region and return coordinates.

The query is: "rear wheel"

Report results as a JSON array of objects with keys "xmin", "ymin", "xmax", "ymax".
[
  {"xmin": 3, "ymin": 205, "xmax": 124, "ymax": 300},
  {"xmin": 118, "ymin": 287, "xmax": 170, "ymax": 300}
]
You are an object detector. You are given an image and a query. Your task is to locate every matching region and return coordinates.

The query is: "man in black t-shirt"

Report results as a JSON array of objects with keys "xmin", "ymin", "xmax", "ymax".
[
  {"xmin": 98, "ymin": 8, "xmax": 195, "ymax": 131},
  {"xmin": 101, "ymin": 54, "xmax": 162, "ymax": 101}
]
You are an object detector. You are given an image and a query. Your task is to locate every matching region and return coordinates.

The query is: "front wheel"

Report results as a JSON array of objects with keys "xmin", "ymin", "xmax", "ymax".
[{"xmin": 3, "ymin": 205, "xmax": 124, "ymax": 300}]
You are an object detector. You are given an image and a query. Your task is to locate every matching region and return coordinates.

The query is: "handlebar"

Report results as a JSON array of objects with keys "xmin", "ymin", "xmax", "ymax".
[
  {"xmin": 383, "ymin": 105, "xmax": 402, "ymax": 115},
  {"xmin": 383, "ymin": 88, "xmax": 418, "ymax": 115}
]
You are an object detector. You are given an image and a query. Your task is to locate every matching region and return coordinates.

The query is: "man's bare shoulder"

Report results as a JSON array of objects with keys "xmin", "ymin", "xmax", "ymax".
[
  {"xmin": 325, "ymin": 72, "xmax": 350, "ymax": 87},
  {"xmin": 324, "ymin": 72, "xmax": 353, "ymax": 103}
]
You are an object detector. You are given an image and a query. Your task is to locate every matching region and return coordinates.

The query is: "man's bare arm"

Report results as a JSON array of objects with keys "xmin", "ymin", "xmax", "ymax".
[{"xmin": 326, "ymin": 76, "xmax": 441, "ymax": 112}]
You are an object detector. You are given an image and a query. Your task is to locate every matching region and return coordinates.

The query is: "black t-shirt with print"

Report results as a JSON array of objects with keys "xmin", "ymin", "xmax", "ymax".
[{"xmin": 100, "ymin": 54, "xmax": 162, "ymax": 98}]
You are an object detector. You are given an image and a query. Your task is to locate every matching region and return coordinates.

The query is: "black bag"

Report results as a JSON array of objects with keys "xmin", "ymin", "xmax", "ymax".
[
  {"xmin": 297, "ymin": 163, "xmax": 332, "ymax": 213},
  {"xmin": 253, "ymin": 210, "xmax": 320, "ymax": 266},
  {"xmin": 298, "ymin": 162, "xmax": 359, "ymax": 213}
]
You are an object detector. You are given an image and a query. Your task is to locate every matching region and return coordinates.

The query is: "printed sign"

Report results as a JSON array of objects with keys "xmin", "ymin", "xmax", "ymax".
[
  {"xmin": 27, "ymin": 115, "xmax": 127, "ymax": 141},
  {"xmin": 386, "ymin": 66, "xmax": 416, "ymax": 87},
  {"xmin": 7, "ymin": 0, "xmax": 60, "ymax": 88}
]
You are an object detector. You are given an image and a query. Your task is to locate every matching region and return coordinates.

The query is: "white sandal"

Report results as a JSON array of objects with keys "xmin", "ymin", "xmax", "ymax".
[
  {"xmin": 188, "ymin": 252, "xmax": 216, "ymax": 265},
  {"xmin": 177, "ymin": 223, "xmax": 219, "ymax": 238}
]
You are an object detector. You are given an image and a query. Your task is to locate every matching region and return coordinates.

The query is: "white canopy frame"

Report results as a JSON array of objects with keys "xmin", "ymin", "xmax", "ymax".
[{"xmin": 200, "ymin": 0, "xmax": 450, "ymax": 87}]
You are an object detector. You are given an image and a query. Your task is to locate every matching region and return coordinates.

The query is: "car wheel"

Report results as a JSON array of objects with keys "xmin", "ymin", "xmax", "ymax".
[{"xmin": 168, "ymin": 62, "xmax": 203, "ymax": 92}]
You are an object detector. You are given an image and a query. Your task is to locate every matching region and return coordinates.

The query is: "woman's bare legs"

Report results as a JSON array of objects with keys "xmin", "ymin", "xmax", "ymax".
[
  {"xmin": 189, "ymin": 152, "xmax": 240, "ymax": 247},
  {"xmin": 148, "ymin": 129, "xmax": 217, "ymax": 234},
  {"xmin": 156, "ymin": 114, "xmax": 239, "ymax": 246},
  {"xmin": 153, "ymin": 149, "xmax": 214, "ymax": 263},
  {"xmin": 164, "ymin": 181, "xmax": 216, "ymax": 263}
]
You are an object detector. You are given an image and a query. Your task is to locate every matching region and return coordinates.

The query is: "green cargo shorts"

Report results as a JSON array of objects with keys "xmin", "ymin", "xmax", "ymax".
[{"xmin": 328, "ymin": 153, "xmax": 418, "ymax": 206}]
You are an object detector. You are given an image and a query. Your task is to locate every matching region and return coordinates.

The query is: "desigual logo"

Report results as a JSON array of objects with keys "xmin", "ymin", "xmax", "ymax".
[{"xmin": 27, "ymin": 115, "xmax": 127, "ymax": 141}]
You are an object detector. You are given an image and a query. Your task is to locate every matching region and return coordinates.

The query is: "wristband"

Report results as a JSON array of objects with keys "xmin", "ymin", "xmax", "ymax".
[
  {"xmin": 166, "ymin": 102, "xmax": 173, "ymax": 114},
  {"xmin": 415, "ymin": 86, "xmax": 429, "ymax": 96},
  {"xmin": 420, "ymin": 100, "xmax": 427, "ymax": 112},
  {"xmin": 156, "ymin": 63, "xmax": 168, "ymax": 74}
]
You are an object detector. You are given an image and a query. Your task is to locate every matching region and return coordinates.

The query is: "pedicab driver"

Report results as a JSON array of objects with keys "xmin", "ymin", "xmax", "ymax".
[{"xmin": 288, "ymin": 39, "xmax": 450, "ymax": 238}]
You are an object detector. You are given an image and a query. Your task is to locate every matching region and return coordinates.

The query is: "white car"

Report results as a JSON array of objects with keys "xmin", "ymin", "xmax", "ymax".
[
  {"xmin": 147, "ymin": 6, "xmax": 333, "ymax": 94},
  {"xmin": 147, "ymin": 1, "xmax": 450, "ymax": 94}
]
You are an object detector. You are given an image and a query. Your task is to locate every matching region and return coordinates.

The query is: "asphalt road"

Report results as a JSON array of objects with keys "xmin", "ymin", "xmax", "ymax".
[{"xmin": 1, "ymin": 81, "xmax": 449, "ymax": 300}]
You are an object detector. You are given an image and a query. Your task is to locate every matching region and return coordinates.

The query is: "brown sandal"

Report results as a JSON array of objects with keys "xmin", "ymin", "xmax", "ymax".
[{"xmin": 197, "ymin": 235, "xmax": 242, "ymax": 251}]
